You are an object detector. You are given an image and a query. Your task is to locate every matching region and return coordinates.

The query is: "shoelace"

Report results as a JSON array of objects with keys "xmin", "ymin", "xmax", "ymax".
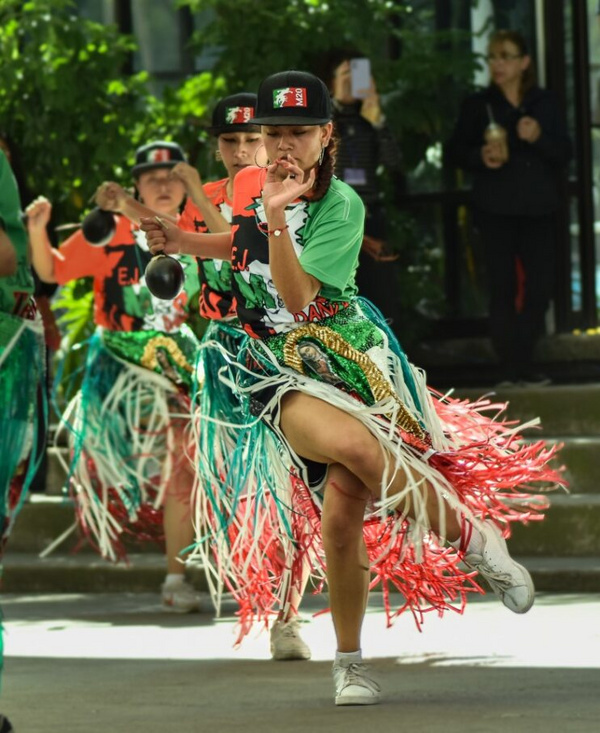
[
  {"xmin": 340, "ymin": 664, "xmax": 381, "ymax": 693},
  {"xmin": 465, "ymin": 555, "xmax": 516, "ymax": 590},
  {"xmin": 278, "ymin": 622, "xmax": 301, "ymax": 638}
]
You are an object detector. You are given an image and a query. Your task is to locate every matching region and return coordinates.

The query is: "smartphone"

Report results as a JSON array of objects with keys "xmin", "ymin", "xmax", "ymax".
[{"xmin": 350, "ymin": 58, "xmax": 371, "ymax": 100}]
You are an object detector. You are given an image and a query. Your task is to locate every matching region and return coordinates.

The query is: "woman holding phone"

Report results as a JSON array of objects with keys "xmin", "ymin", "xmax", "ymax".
[
  {"xmin": 141, "ymin": 70, "xmax": 561, "ymax": 707},
  {"xmin": 320, "ymin": 49, "xmax": 404, "ymax": 322}
]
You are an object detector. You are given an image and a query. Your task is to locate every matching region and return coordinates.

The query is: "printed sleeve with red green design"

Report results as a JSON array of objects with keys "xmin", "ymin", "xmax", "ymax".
[
  {"xmin": 230, "ymin": 166, "xmax": 365, "ymax": 339},
  {"xmin": 179, "ymin": 181, "xmax": 236, "ymax": 320},
  {"xmin": 54, "ymin": 217, "xmax": 200, "ymax": 333}
]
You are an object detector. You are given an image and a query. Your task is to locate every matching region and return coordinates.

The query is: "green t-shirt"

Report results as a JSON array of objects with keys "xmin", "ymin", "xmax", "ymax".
[
  {"xmin": 299, "ymin": 177, "xmax": 365, "ymax": 299},
  {"xmin": 0, "ymin": 150, "xmax": 33, "ymax": 315},
  {"xmin": 231, "ymin": 167, "xmax": 365, "ymax": 338}
]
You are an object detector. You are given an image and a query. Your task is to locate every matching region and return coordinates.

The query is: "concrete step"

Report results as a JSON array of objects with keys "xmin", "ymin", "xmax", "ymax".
[
  {"xmin": 454, "ymin": 383, "xmax": 600, "ymax": 436},
  {"xmin": 411, "ymin": 332, "xmax": 600, "ymax": 387},
  {"xmin": 41, "ymin": 434, "xmax": 597, "ymax": 497},
  {"xmin": 45, "ymin": 445, "xmax": 68, "ymax": 496},
  {"xmin": 2, "ymin": 551, "xmax": 599, "ymax": 594},
  {"xmin": 8, "ymin": 496, "xmax": 164, "ymax": 555},
  {"xmin": 0, "ymin": 553, "xmax": 204, "ymax": 594},
  {"xmin": 10, "ymin": 491, "xmax": 600, "ymax": 559},
  {"xmin": 552, "ymin": 437, "xmax": 600, "ymax": 494},
  {"xmin": 509, "ymin": 494, "xmax": 600, "ymax": 556}
]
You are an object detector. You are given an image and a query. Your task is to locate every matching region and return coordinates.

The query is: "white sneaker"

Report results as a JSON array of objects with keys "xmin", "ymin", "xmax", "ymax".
[
  {"xmin": 161, "ymin": 579, "xmax": 203, "ymax": 613},
  {"xmin": 333, "ymin": 661, "xmax": 381, "ymax": 706},
  {"xmin": 270, "ymin": 618, "xmax": 311, "ymax": 660},
  {"xmin": 463, "ymin": 522, "xmax": 535, "ymax": 614}
]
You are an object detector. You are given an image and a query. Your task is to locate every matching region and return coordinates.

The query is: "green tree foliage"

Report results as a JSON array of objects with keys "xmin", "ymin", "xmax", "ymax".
[
  {"xmin": 182, "ymin": 0, "xmax": 479, "ymax": 166},
  {"xmin": 0, "ymin": 0, "xmax": 481, "ymax": 345},
  {"xmin": 0, "ymin": 0, "xmax": 151, "ymax": 222}
]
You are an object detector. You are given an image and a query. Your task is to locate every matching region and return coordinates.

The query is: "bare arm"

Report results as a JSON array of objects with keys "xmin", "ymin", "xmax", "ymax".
[
  {"xmin": 94, "ymin": 182, "xmax": 177, "ymax": 226},
  {"xmin": 140, "ymin": 217, "xmax": 231, "ymax": 259},
  {"xmin": 172, "ymin": 162, "xmax": 230, "ymax": 234},
  {"xmin": 262, "ymin": 159, "xmax": 321, "ymax": 312},
  {"xmin": 25, "ymin": 196, "xmax": 58, "ymax": 283},
  {"xmin": 0, "ymin": 228, "xmax": 17, "ymax": 277}
]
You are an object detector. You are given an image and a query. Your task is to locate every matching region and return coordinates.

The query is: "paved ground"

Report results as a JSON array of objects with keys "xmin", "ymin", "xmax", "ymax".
[{"xmin": 1, "ymin": 592, "xmax": 599, "ymax": 732}]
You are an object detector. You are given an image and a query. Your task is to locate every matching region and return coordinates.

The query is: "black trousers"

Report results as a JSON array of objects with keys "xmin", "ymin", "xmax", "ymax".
[
  {"xmin": 475, "ymin": 210, "xmax": 556, "ymax": 378},
  {"xmin": 355, "ymin": 202, "xmax": 401, "ymax": 324}
]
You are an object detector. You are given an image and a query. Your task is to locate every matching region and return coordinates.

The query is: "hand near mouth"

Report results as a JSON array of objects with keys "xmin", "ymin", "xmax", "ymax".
[{"xmin": 262, "ymin": 157, "xmax": 316, "ymax": 213}]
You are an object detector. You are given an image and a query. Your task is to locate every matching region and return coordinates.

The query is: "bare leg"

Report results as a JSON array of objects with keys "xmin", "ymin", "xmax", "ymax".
[
  {"xmin": 160, "ymin": 422, "xmax": 203, "ymax": 613},
  {"xmin": 279, "ymin": 392, "xmax": 461, "ymax": 540},
  {"xmin": 280, "ymin": 392, "xmax": 535, "ymax": 618},
  {"xmin": 321, "ymin": 464, "xmax": 370, "ymax": 652},
  {"xmin": 163, "ymin": 471, "xmax": 195, "ymax": 575},
  {"xmin": 279, "ymin": 552, "xmax": 311, "ymax": 622},
  {"xmin": 163, "ymin": 420, "xmax": 195, "ymax": 575}
]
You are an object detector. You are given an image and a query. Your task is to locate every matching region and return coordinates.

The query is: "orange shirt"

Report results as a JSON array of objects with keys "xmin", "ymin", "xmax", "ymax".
[
  {"xmin": 54, "ymin": 215, "xmax": 199, "ymax": 332},
  {"xmin": 179, "ymin": 179, "xmax": 236, "ymax": 320}
]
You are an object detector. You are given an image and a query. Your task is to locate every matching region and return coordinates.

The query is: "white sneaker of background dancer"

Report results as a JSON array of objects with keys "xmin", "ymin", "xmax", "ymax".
[
  {"xmin": 463, "ymin": 521, "xmax": 535, "ymax": 614},
  {"xmin": 333, "ymin": 660, "xmax": 381, "ymax": 706},
  {"xmin": 161, "ymin": 578, "xmax": 203, "ymax": 613},
  {"xmin": 270, "ymin": 618, "xmax": 312, "ymax": 660}
]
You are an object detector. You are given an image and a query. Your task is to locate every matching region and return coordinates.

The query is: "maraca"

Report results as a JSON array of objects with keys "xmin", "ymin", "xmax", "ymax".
[
  {"xmin": 145, "ymin": 253, "xmax": 184, "ymax": 300},
  {"xmin": 81, "ymin": 207, "xmax": 116, "ymax": 246}
]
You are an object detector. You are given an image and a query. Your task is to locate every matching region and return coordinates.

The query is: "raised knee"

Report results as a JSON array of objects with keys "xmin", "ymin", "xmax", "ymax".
[{"xmin": 336, "ymin": 431, "xmax": 378, "ymax": 474}]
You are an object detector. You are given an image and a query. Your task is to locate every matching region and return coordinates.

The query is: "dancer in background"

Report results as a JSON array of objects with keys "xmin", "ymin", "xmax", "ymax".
[
  {"xmin": 27, "ymin": 141, "xmax": 203, "ymax": 613},
  {"xmin": 99, "ymin": 95, "xmax": 312, "ymax": 660},
  {"xmin": 0, "ymin": 148, "xmax": 45, "ymax": 677}
]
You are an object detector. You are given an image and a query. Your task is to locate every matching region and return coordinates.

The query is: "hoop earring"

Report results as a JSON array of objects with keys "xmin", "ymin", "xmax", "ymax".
[
  {"xmin": 215, "ymin": 149, "xmax": 222, "ymax": 162},
  {"xmin": 253, "ymin": 144, "xmax": 269, "ymax": 168},
  {"xmin": 318, "ymin": 145, "xmax": 326, "ymax": 165}
]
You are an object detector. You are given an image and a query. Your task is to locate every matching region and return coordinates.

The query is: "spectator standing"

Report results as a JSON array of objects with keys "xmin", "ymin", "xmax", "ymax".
[
  {"xmin": 319, "ymin": 50, "xmax": 404, "ymax": 323},
  {"xmin": 446, "ymin": 30, "xmax": 571, "ymax": 385}
]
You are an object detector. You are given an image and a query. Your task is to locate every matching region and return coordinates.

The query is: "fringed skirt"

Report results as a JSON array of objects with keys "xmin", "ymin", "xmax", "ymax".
[
  {"xmin": 0, "ymin": 308, "xmax": 45, "ymax": 553},
  {"xmin": 55, "ymin": 325, "xmax": 200, "ymax": 561},
  {"xmin": 192, "ymin": 298, "xmax": 563, "ymax": 639},
  {"xmin": 189, "ymin": 319, "xmax": 321, "ymax": 627}
]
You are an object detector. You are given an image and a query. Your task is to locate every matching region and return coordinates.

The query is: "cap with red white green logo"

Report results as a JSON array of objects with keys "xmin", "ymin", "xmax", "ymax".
[
  {"xmin": 208, "ymin": 93, "xmax": 260, "ymax": 136},
  {"xmin": 131, "ymin": 141, "xmax": 187, "ymax": 177},
  {"xmin": 253, "ymin": 70, "xmax": 332, "ymax": 126}
]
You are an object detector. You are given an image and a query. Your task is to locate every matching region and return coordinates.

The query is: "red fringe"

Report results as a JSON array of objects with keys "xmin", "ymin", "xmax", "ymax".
[
  {"xmin": 69, "ymin": 455, "xmax": 165, "ymax": 562},
  {"xmin": 210, "ymin": 393, "xmax": 566, "ymax": 643},
  {"xmin": 430, "ymin": 392, "xmax": 565, "ymax": 533}
]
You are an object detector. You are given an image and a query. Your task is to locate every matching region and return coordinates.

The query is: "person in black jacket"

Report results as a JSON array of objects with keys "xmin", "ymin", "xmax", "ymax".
[
  {"xmin": 316, "ymin": 49, "xmax": 404, "ymax": 323},
  {"xmin": 446, "ymin": 30, "xmax": 571, "ymax": 384}
]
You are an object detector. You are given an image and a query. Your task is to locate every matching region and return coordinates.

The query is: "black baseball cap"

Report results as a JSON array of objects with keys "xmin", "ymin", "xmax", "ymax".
[
  {"xmin": 252, "ymin": 70, "xmax": 332, "ymax": 126},
  {"xmin": 131, "ymin": 141, "xmax": 187, "ymax": 176},
  {"xmin": 209, "ymin": 93, "xmax": 259, "ymax": 135}
]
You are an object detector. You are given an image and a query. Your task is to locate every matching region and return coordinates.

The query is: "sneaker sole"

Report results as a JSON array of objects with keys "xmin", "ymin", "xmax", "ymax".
[
  {"xmin": 271, "ymin": 651, "xmax": 312, "ymax": 661},
  {"xmin": 335, "ymin": 695, "xmax": 381, "ymax": 706}
]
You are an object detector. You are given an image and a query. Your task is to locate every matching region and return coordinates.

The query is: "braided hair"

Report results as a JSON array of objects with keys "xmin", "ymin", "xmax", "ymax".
[{"xmin": 310, "ymin": 128, "xmax": 339, "ymax": 202}]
